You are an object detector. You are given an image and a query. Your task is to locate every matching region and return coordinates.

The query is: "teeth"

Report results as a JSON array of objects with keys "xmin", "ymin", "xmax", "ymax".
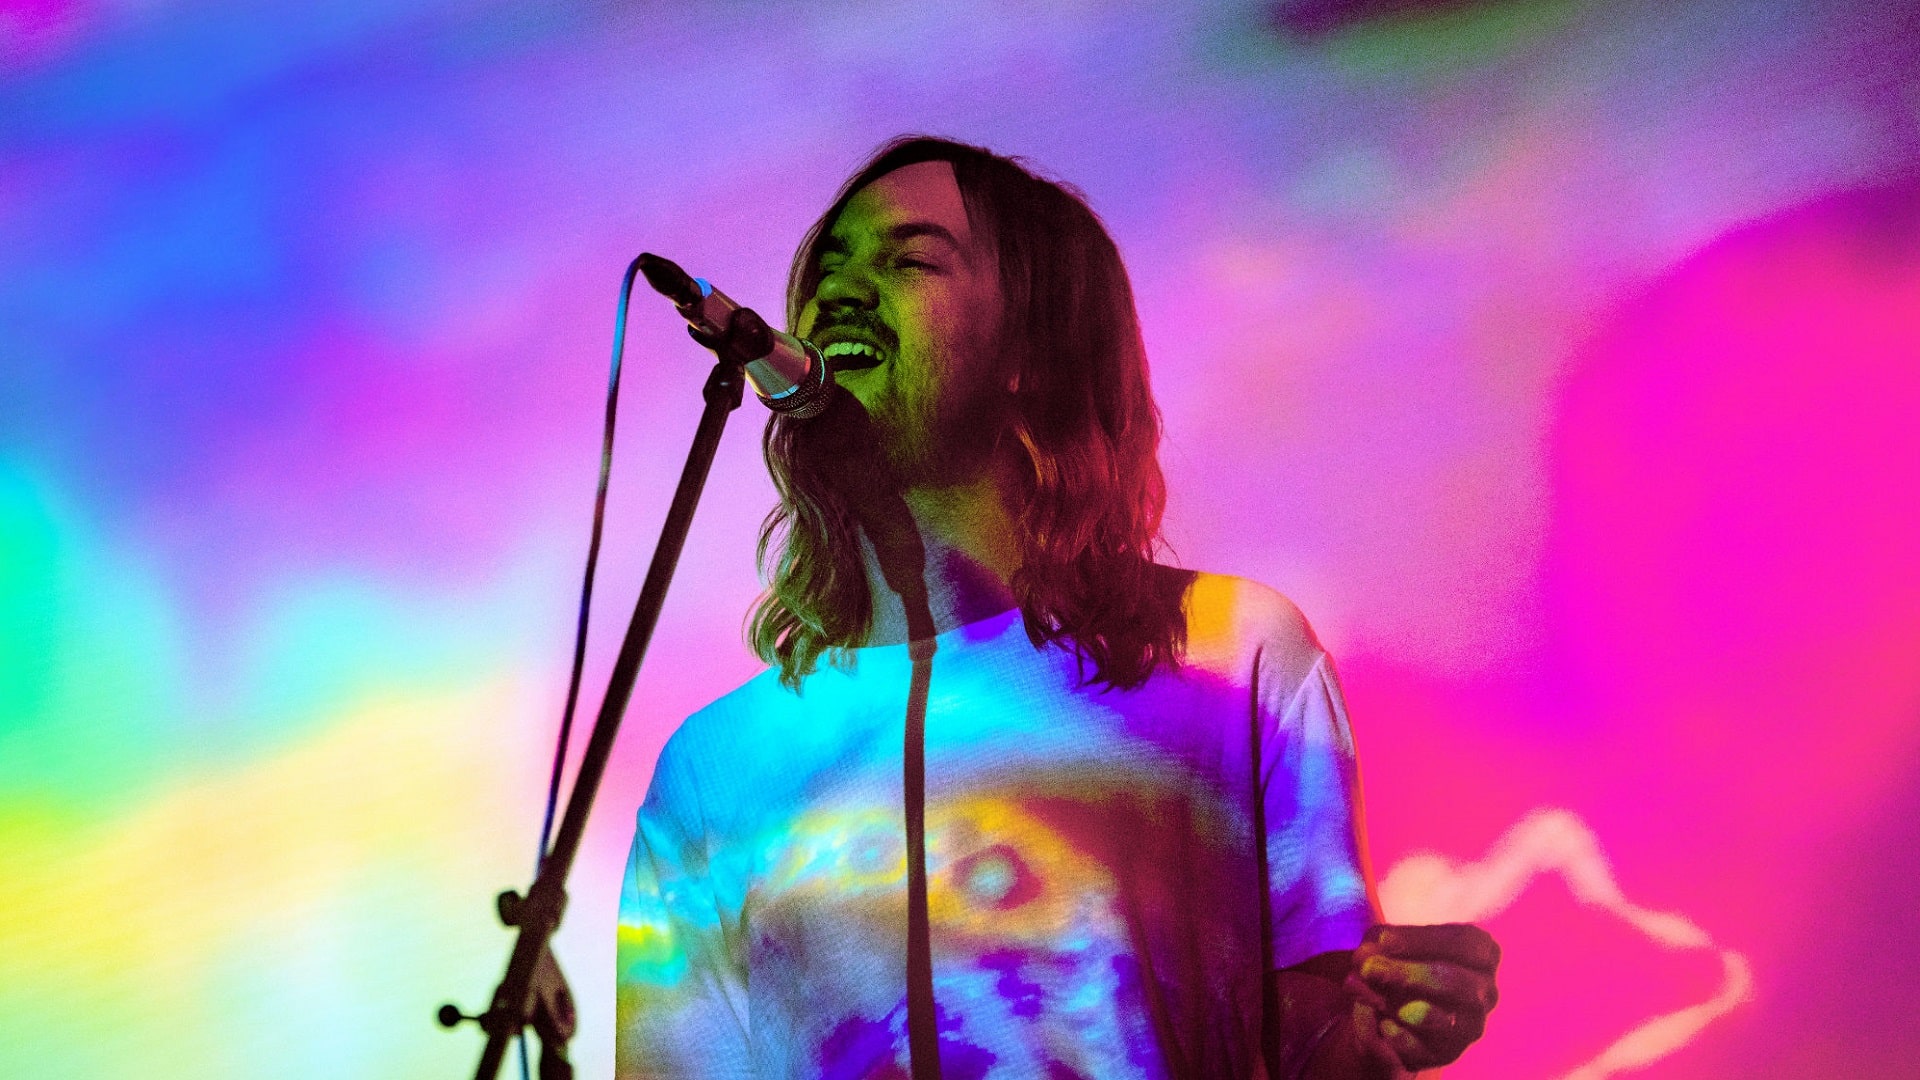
[{"xmin": 822, "ymin": 341, "xmax": 879, "ymax": 360}]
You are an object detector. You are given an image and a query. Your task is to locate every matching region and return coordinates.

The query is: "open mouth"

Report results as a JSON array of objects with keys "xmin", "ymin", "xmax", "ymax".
[{"xmin": 820, "ymin": 339, "xmax": 885, "ymax": 372}]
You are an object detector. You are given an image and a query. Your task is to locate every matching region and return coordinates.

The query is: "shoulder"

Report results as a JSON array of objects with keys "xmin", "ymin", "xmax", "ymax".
[
  {"xmin": 661, "ymin": 664, "xmax": 796, "ymax": 767},
  {"xmin": 638, "ymin": 664, "xmax": 798, "ymax": 808},
  {"xmin": 1180, "ymin": 571, "xmax": 1329, "ymax": 693}
]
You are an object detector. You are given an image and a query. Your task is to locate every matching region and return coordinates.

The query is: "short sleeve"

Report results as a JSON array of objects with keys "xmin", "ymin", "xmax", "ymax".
[
  {"xmin": 1260, "ymin": 650, "xmax": 1378, "ymax": 971},
  {"xmin": 616, "ymin": 732, "xmax": 754, "ymax": 1079}
]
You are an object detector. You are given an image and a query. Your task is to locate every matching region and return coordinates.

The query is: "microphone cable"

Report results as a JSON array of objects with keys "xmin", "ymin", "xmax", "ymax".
[
  {"xmin": 534, "ymin": 261, "xmax": 637, "ymax": 877},
  {"xmin": 523, "ymin": 257, "xmax": 646, "ymax": 1080}
]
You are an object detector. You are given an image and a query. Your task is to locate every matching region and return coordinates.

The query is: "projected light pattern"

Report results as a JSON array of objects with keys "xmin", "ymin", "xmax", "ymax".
[
  {"xmin": 3, "ymin": 1, "xmax": 1918, "ymax": 1078},
  {"xmin": 617, "ymin": 578, "xmax": 1372, "ymax": 1078},
  {"xmin": 1381, "ymin": 808, "xmax": 1752, "ymax": 1079}
]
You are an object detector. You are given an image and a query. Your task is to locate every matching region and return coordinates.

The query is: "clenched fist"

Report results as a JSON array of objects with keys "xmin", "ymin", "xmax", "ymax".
[{"xmin": 1344, "ymin": 923, "xmax": 1501, "ymax": 1073}]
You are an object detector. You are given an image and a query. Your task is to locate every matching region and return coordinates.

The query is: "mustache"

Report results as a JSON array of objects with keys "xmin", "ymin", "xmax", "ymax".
[{"xmin": 810, "ymin": 311, "xmax": 898, "ymax": 357}]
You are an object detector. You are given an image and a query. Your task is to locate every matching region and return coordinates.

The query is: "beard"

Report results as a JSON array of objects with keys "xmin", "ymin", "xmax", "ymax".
[
  {"xmin": 771, "ymin": 380, "xmax": 1003, "ymax": 515},
  {"xmin": 855, "ymin": 343, "xmax": 1010, "ymax": 489},
  {"xmin": 766, "ymin": 329, "xmax": 1014, "ymax": 591},
  {"xmin": 802, "ymin": 302, "xmax": 1010, "ymax": 486}
]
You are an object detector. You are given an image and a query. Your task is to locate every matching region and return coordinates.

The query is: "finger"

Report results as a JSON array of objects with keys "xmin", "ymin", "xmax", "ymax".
[
  {"xmin": 1377, "ymin": 1012, "xmax": 1462, "ymax": 1073},
  {"xmin": 1381, "ymin": 1000, "xmax": 1481, "ymax": 1071},
  {"xmin": 687, "ymin": 324, "xmax": 723, "ymax": 350},
  {"xmin": 1350, "ymin": 1002, "xmax": 1403, "ymax": 1076},
  {"xmin": 1356, "ymin": 956, "xmax": 1498, "ymax": 1013},
  {"xmin": 1396, "ymin": 998, "xmax": 1485, "ymax": 1046},
  {"xmin": 1367, "ymin": 923, "xmax": 1501, "ymax": 972},
  {"xmin": 1359, "ymin": 956, "xmax": 1498, "ymax": 1016}
]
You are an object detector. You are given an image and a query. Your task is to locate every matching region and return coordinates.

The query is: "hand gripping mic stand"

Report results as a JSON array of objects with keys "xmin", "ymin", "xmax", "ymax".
[{"xmin": 441, "ymin": 255, "xmax": 760, "ymax": 1080}]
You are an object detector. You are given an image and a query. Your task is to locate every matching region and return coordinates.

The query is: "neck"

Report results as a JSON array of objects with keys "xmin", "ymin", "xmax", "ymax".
[{"xmin": 857, "ymin": 468, "xmax": 1021, "ymax": 647}]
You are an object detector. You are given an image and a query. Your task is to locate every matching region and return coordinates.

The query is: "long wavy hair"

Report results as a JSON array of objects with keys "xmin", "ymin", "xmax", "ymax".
[{"xmin": 750, "ymin": 136, "xmax": 1190, "ymax": 691}]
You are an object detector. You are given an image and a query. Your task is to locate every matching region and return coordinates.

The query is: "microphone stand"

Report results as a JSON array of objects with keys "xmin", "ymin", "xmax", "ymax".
[{"xmin": 442, "ymin": 256, "xmax": 751, "ymax": 1080}]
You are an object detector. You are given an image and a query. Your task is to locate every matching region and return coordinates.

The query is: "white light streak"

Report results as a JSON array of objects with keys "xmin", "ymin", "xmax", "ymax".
[{"xmin": 1379, "ymin": 807, "xmax": 1752, "ymax": 1079}]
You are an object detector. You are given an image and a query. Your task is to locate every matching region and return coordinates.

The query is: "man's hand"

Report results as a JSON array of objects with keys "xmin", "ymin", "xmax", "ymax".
[{"xmin": 1343, "ymin": 923, "xmax": 1500, "ymax": 1073}]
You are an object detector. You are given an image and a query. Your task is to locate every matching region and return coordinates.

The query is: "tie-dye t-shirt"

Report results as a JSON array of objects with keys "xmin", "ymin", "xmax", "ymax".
[{"xmin": 616, "ymin": 573, "xmax": 1376, "ymax": 1079}]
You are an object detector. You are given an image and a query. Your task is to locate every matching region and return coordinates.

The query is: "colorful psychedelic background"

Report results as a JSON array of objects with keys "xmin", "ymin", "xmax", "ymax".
[{"xmin": 4, "ymin": 1, "xmax": 1918, "ymax": 1077}]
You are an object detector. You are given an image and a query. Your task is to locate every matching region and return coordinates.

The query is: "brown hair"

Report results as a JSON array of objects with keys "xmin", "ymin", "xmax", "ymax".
[{"xmin": 750, "ymin": 136, "xmax": 1190, "ymax": 690}]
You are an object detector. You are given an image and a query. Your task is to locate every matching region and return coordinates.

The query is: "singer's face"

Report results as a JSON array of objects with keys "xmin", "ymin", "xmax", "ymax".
[{"xmin": 796, "ymin": 160, "xmax": 1006, "ymax": 483}]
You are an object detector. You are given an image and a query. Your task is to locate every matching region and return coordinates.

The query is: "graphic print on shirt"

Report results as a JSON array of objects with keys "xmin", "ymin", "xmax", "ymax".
[{"xmin": 617, "ymin": 576, "xmax": 1377, "ymax": 1080}]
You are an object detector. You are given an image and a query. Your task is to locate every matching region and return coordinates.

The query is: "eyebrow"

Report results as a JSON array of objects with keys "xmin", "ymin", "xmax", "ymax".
[
  {"xmin": 887, "ymin": 222, "xmax": 963, "ymax": 249},
  {"xmin": 818, "ymin": 220, "xmax": 966, "ymax": 259}
]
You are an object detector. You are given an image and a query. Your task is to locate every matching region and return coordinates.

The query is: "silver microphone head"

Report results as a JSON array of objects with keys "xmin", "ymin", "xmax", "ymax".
[{"xmin": 746, "ymin": 337, "xmax": 836, "ymax": 419}]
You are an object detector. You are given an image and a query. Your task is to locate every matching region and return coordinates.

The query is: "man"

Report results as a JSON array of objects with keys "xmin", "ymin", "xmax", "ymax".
[{"xmin": 617, "ymin": 137, "xmax": 1499, "ymax": 1078}]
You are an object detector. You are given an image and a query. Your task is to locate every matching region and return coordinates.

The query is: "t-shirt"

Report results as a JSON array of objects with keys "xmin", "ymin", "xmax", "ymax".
[{"xmin": 616, "ymin": 572, "xmax": 1377, "ymax": 1079}]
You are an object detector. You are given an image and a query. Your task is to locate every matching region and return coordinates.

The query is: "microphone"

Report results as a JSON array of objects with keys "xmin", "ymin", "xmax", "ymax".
[{"xmin": 637, "ymin": 253, "xmax": 835, "ymax": 419}]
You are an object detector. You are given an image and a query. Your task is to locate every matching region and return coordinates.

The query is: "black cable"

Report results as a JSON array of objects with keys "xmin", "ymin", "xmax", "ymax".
[
  {"xmin": 521, "ymin": 263, "xmax": 638, "ymax": 1080},
  {"xmin": 538, "ymin": 266, "xmax": 635, "ymax": 871},
  {"xmin": 904, "ymin": 642, "xmax": 940, "ymax": 1080}
]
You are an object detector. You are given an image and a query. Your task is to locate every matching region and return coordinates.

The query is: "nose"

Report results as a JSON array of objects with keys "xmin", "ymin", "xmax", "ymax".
[{"xmin": 813, "ymin": 260, "xmax": 877, "ymax": 317}]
